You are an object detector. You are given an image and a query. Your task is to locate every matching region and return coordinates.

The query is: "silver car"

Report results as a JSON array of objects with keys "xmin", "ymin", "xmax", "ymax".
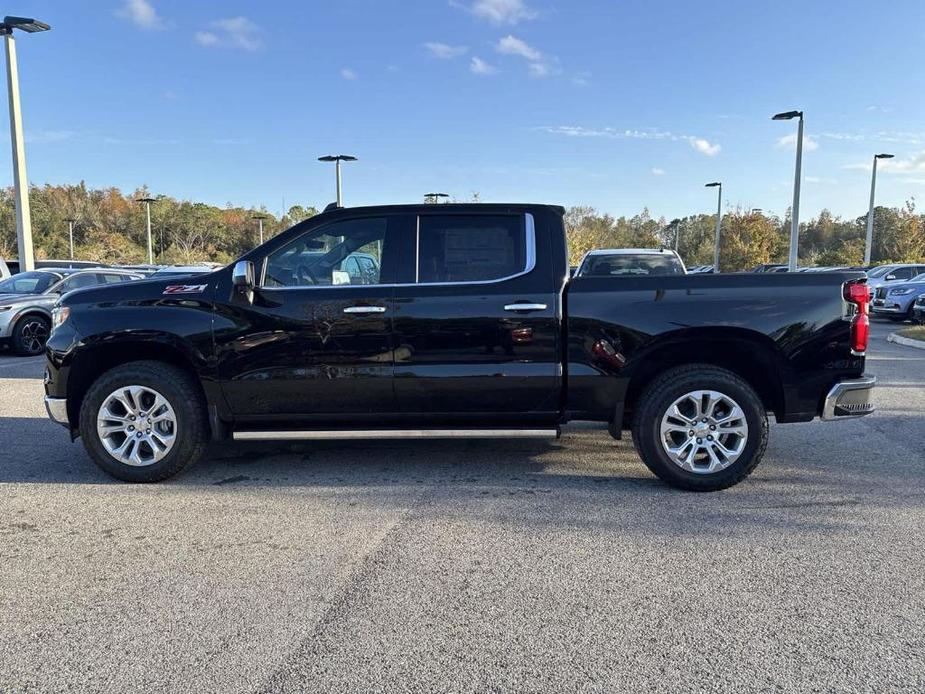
[{"xmin": 0, "ymin": 268, "xmax": 143, "ymax": 355}]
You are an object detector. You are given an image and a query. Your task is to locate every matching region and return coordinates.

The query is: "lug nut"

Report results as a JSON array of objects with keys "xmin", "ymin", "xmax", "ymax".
[
  {"xmin": 146, "ymin": 428, "xmax": 151, "ymax": 434},
  {"xmin": 707, "ymin": 435, "xmax": 713, "ymax": 441},
  {"xmin": 696, "ymin": 437, "xmax": 702, "ymax": 444},
  {"xmin": 136, "ymin": 432, "xmax": 142, "ymax": 438},
  {"xmin": 128, "ymin": 425, "xmax": 134, "ymax": 431},
  {"xmin": 688, "ymin": 430, "xmax": 694, "ymax": 436},
  {"xmin": 710, "ymin": 424, "xmax": 716, "ymax": 430},
  {"xmin": 130, "ymin": 415, "xmax": 136, "ymax": 421},
  {"xmin": 701, "ymin": 418, "xmax": 708, "ymax": 423}
]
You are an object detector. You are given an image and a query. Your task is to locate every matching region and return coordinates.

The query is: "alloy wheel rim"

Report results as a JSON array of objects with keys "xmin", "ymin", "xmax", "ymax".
[
  {"xmin": 96, "ymin": 385, "xmax": 177, "ymax": 466},
  {"xmin": 659, "ymin": 389, "xmax": 749, "ymax": 474},
  {"xmin": 21, "ymin": 319, "xmax": 48, "ymax": 353}
]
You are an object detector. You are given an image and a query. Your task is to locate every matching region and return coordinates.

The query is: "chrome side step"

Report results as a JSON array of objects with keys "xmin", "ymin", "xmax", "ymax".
[{"xmin": 232, "ymin": 428, "xmax": 560, "ymax": 441}]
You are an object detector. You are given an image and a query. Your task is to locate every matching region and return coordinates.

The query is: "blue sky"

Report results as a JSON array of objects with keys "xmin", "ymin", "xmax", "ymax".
[{"xmin": 4, "ymin": 0, "xmax": 925, "ymax": 220}]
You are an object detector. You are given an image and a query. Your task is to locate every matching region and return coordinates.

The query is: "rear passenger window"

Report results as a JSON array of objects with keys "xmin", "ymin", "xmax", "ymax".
[{"xmin": 418, "ymin": 215, "xmax": 525, "ymax": 283}]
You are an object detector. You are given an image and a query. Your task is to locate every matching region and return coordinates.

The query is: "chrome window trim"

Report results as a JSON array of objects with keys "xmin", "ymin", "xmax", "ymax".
[{"xmin": 258, "ymin": 212, "xmax": 536, "ymax": 291}]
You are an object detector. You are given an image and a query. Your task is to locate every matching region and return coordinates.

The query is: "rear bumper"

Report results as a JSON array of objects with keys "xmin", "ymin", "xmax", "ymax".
[{"xmin": 821, "ymin": 376, "xmax": 876, "ymax": 420}]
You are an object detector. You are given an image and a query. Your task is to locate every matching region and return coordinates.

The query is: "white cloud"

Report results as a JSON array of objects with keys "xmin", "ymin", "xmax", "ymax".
[
  {"xmin": 194, "ymin": 31, "xmax": 219, "ymax": 46},
  {"xmin": 195, "ymin": 17, "xmax": 262, "ymax": 51},
  {"xmin": 690, "ymin": 138, "xmax": 721, "ymax": 156},
  {"xmin": 776, "ymin": 133, "xmax": 819, "ymax": 152},
  {"xmin": 496, "ymin": 35, "xmax": 542, "ymax": 61},
  {"xmin": 805, "ymin": 176, "xmax": 838, "ymax": 184},
  {"xmin": 424, "ymin": 42, "xmax": 468, "ymax": 59},
  {"xmin": 340, "ymin": 68, "xmax": 358, "ymax": 80},
  {"xmin": 457, "ymin": 0, "xmax": 537, "ymax": 24},
  {"xmin": 572, "ymin": 72, "xmax": 591, "ymax": 87},
  {"xmin": 651, "ymin": 167, "xmax": 666, "ymax": 176},
  {"xmin": 879, "ymin": 151, "xmax": 925, "ymax": 174},
  {"xmin": 116, "ymin": 0, "xmax": 163, "ymax": 30},
  {"xmin": 470, "ymin": 56, "xmax": 497, "ymax": 74}
]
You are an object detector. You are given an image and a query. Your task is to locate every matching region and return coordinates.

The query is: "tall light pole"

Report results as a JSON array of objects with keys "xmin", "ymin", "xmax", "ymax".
[
  {"xmin": 865, "ymin": 153, "xmax": 894, "ymax": 266},
  {"xmin": 705, "ymin": 182, "xmax": 722, "ymax": 273},
  {"xmin": 669, "ymin": 218, "xmax": 681, "ymax": 252},
  {"xmin": 773, "ymin": 110, "xmax": 804, "ymax": 271},
  {"xmin": 425, "ymin": 192, "xmax": 449, "ymax": 204},
  {"xmin": 64, "ymin": 217, "xmax": 76, "ymax": 260},
  {"xmin": 136, "ymin": 196, "xmax": 155, "ymax": 264},
  {"xmin": 251, "ymin": 213, "xmax": 268, "ymax": 245},
  {"xmin": 318, "ymin": 154, "xmax": 357, "ymax": 207},
  {"xmin": 2, "ymin": 16, "xmax": 50, "ymax": 272}
]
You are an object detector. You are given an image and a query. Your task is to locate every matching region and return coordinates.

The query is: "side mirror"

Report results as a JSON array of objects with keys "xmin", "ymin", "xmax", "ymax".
[
  {"xmin": 232, "ymin": 260, "xmax": 255, "ymax": 301},
  {"xmin": 885, "ymin": 274, "xmax": 896, "ymax": 281}
]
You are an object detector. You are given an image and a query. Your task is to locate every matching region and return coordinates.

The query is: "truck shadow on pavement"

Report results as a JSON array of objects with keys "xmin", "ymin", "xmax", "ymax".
[{"xmin": 1, "ymin": 415, "xmax": 919, "ymax": 538}]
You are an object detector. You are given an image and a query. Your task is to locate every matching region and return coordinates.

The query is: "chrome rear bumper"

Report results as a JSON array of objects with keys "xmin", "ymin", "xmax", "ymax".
[
  {"xmin": 44, "ymin": 396, "xmax": 69, "ymax": 427},
  {"xmin": 822, "ymin": 376, "xmax": 876, "ymax": 420}
]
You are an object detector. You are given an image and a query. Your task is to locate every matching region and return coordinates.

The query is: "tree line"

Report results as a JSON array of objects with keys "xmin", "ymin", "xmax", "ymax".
[{"xmin": 0, "ymin": 182, "xmax": 922, "ymax": 271}]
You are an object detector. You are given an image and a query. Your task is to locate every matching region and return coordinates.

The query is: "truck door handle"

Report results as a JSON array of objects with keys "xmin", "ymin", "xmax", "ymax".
[
  {"xmin": 504, "ymin": 303, "xmax": 547, "ymax": 312},
  {"xmin": 343, "ymin": 306, "xmax": 387, "ymax": 314}
]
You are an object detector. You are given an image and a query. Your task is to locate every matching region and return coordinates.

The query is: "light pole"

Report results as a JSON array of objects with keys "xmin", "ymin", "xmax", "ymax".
[
  {"xmin": 669, "ymin": 218, "xmax": 681, "ymax": 252},
  {"xmin": 2, "ymin": 16, "xmax": 50, "ymax": 272},
  {"xmin": 705, "ymin": 182, "xmax": 722, "ymax": 273},
  {"xmin": 425, "ymin": 192, "xmax": 449, "ymax": 204},
  {"xmin": 864, "ymin": 153, "xmax": 894, "ymax": 266},
  {"xmin": 318, "ymin": 155, "xmax": 357, "ymax": 207},
  {"xmin": 64, "ymin": 217, "xmax": 76, "ymax": 259},
  {"xmin": 251, "ymin": 213, "xmax": 268, "ymax": 245},
  {"xmin": 773, "ymin": 110, "xmax": 804, "ymax": 271},
  {"xmin": 136, "ymin": 196, "xmax": 155, "ymax": 264}
]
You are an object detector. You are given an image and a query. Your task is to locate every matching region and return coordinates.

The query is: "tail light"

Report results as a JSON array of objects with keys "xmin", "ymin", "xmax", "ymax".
[{"xmin": 843, "ymin": 280, "xmax": 869, "ymax": 355}]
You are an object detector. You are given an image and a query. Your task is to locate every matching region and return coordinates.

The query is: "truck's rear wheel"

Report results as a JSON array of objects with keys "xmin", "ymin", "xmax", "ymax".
[
  {"xmin": 79, "ymin": 361, "xmax": 208, "ymax": 482},
  {"xmin": 632, "ymin": 364, "xmax": 768, "ymax": 491}
]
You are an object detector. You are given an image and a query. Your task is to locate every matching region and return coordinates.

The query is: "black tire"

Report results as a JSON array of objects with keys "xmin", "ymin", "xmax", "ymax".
[
  {"xmin": 11, "ymin": 314, "xmax": 50, "ymax": 356},
  {"xmin": 631, "ymin": 364, "xmax": 769, "ymax": 492},
  {"xmin": 79, "ymin": 360, "xmax": 208, "ymax": 482}
]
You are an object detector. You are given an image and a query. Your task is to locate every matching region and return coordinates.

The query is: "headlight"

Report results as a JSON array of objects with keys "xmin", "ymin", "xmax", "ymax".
[
  {"xmin": 890, "ymin": 288, "xmax": 914, "ymax": 295},
  {"xmin": 51, "ymin": 306, "xmax": 70, "ymax": 329}
]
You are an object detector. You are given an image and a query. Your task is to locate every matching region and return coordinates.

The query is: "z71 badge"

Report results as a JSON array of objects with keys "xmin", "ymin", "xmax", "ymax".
[{"xmin": 162, "ymin": 284, "xmax": 208, "ymax": 295}]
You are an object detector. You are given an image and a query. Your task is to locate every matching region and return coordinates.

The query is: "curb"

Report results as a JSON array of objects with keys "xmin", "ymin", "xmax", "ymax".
[{"xmin": 887, "ymin": 333, "xmax": 925, "ymax": 350}]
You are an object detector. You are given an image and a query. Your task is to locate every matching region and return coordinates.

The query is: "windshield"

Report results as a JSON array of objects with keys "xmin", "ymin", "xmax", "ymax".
[
  {"xmin": 579, "ymin": 253, "xmax": 685, "ymax": 277},
  {"xmin": 867, "ymin": 266, "xmax": 896, "ymax": 278},
  {"xmin": 0, "ymin": 271, "xmax": 59, "ymax": 295},
  {"xmin": 911, "ymin": 273, "xmax": 925, "ymax": 283}
]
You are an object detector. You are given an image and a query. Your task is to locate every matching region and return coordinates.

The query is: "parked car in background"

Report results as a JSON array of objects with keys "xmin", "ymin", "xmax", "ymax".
[
  {"xmin": 871, "ymin": 272, "xmax": 925, "ymax": 322},
  {"xmin": 913, "ymin": 295, "xmax": 925, "ymax": 324},
  {"xmin": 866, "ymin": 264, "xmax": 925, "ymax": 296},
  {"xmin": 150, "ymin": 264, "xmax": 223, "ymax": 279},
  {"xmin": 752, "ymin": 263, "xmax": 788, "ymax": 273},
  {"xmin": 2, "ymin": 259, "xmax": 109, "ymax": 275},
  {"xmin": 576, "ymin": 248, "xmax": 686, "ymax": 277},
  {"xmin": 0, "ymin": 268, "xmax": 144, "ymax": 355}
]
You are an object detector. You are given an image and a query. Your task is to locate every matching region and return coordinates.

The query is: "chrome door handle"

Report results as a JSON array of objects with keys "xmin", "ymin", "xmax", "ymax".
[
  {"xmin": 343, "ymin": 306, "xmax": 387, "ymax": 314},
  {"xmin": 504, "ymin": 303, "xmax": 548, "ymax": 312}
]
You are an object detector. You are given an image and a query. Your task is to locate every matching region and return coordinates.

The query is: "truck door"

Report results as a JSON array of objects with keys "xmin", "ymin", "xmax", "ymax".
[
  {"xmin": 392, "ymin": 211, "xmax": 561, "ymax": 417},
  {"xmin": 216, "ymin": 215, "xmax": 405, "ymax": 418}
]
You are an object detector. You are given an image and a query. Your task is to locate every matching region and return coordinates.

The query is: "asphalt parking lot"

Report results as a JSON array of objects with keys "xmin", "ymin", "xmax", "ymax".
[{"xmin": 1, "ymin": 318, "xmax": 922, "ymax": 693}]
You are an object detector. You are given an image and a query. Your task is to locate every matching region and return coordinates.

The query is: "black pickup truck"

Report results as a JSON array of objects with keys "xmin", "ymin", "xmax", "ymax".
[{"xmin": 43, "ymin": 203, "xmax": 875, "ymax": 491}]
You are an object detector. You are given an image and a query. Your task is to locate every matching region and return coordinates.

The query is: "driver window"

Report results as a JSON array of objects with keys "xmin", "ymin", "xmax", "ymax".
[{"xmin": 263, "ymin": 217, "xmax": 387, "ymax": 288}]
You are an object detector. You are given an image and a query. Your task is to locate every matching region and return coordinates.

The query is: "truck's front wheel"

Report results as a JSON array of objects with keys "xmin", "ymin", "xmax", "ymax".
[
  {"xmin": 632, "ymin": 365, "xmax": 768, "ymax": 491},
  {"xmin": 79, "ymin": 361, "xmax": 208, "ymax": 482}
]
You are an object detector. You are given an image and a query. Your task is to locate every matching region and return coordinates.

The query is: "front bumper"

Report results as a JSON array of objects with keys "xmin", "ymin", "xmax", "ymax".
[
  {"xmin": 44, "ymin": 396, "xmax": 69, "ymax": 427},
  {"xmin": 871, "ymin": 300, "xmax": 905, "ymax": 314},
  {"xmin": 822, "ymin": 376, "xmax": 876, "ymax": 420}
]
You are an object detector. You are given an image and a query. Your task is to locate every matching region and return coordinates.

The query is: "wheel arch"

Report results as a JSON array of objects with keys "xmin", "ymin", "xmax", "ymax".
[
  {"xmin": 65, "ymin": 336, "xmax": 214, "ymax": 431},
  {"xmin": 622, "ymin": 327, "xmax": 788, "ymax": 425}
]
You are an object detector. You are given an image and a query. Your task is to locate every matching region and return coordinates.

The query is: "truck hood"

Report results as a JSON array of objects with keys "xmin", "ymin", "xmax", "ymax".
[{"xmin": 57, "ymin": 270, "xmax": 222, "ymax": 307}]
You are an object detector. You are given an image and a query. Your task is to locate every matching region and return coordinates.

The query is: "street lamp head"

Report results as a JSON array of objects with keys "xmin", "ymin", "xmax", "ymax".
[
  {"xmin": 875, "ymin": 153, "xmax": 894, "ymax": 160},
  {"xmin": 251, "ymin": 213, "xmax": 268, "ymax": 220},
  {"xmin": 135, "ymin": 197, "xmax": 155, "ymax": 204},
  {"xmin": 704, "ymin": 182, "xmax": 721, "ymax": 188},
  {"xmin": 1, "ymin": 16, "xmax": 51, "ymax": 33},
  {"xmin": 64, "ymin": 217, "xmax": 76, "ymax": 223},
  {"xmin": 318, "ymin": 155, "xmax": 357, "ymax": 162},
  {"xmin": 426, "ymin": 192, "xmax": 449, "ymax": 199},
  {"xmin": 772, "ymin": 110, "xmax": 802, "ymax": 121}
]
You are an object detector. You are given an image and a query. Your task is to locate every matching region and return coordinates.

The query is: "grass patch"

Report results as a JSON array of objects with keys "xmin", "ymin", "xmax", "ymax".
[{"xmin": 897, "ymin": 326, "xmax": 925, "ymax": 342}]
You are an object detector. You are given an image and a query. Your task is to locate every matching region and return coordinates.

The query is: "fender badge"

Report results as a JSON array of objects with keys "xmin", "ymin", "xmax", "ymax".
[{"xmin": 163, "ymin": 284, "xmax": 208, "ymax": 295}]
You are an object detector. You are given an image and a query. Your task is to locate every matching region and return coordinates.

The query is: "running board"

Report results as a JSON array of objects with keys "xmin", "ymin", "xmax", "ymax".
[{"xmin": 232, "ymin": 428, "xmax": 560, "ymax": 441}]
